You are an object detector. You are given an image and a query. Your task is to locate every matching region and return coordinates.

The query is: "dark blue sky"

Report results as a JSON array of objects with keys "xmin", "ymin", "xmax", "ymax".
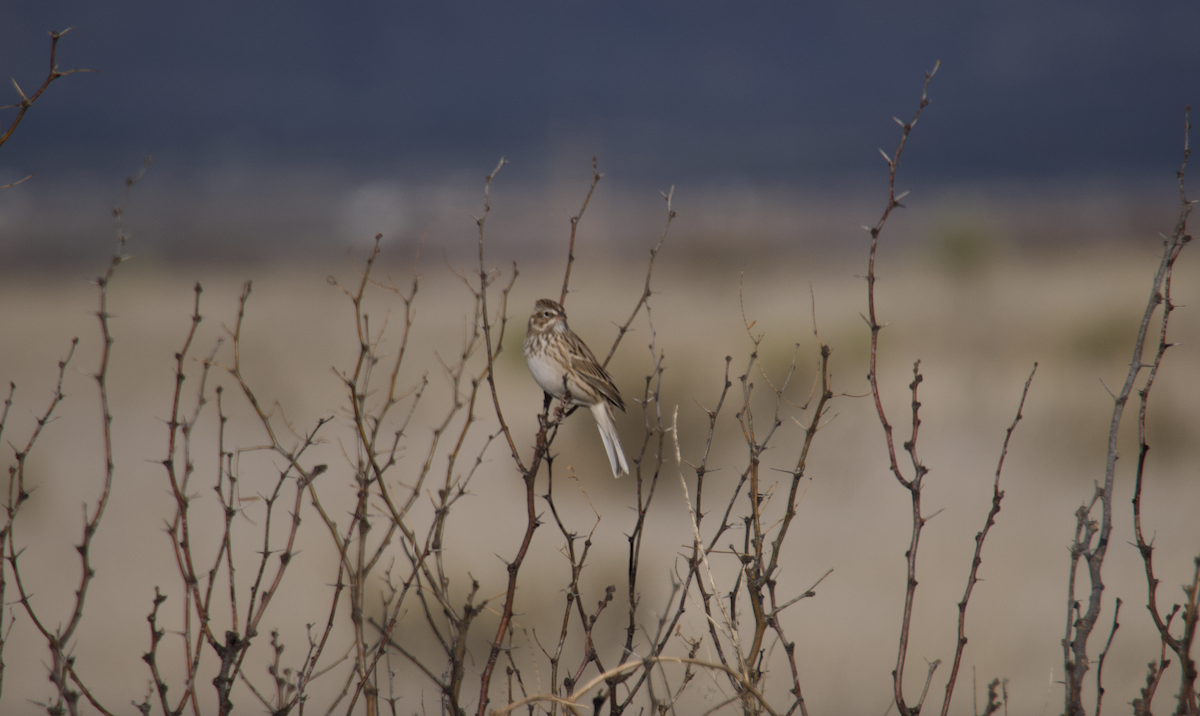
[
  {"xmin": 1, "ymin": 2, "xmax": 1197, "ymax": 260},
  {"xmin": 5, "ymin": 2, "xmax": 1197, "ymax": 182}
]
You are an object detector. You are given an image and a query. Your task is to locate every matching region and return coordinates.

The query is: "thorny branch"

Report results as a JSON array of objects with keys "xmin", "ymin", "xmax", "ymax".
[
  {"xmin": 559, "ymin": 156, "xmax": 603, "ymax": 305},
  {"xmin": 1064, "ymin": 108, "xmax": 1195, "ymax": 716},
  {"xmin": 939, "ymin": 364, "xmax": 1037, "ymax": 716},
  {"xmin": 6, "ymin": 159, "xmax": 149, "ymax": 716},
  {"xmin": 1, "ymin": 29, "xmax": 96, "ymax": 158},
  {"xmin": 475, "ymin": 157, "xmax": 547, "ymax": 716},
  {"xmin": 861, "ymin": 61, "xmax": 939, "ymax": 716},
  {"xmin": 1128, "ymin": 107, "xmax": 1197, "ymax": 716}
]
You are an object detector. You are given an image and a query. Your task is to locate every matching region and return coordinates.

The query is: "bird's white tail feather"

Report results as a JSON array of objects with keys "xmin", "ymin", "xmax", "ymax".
[{"xmin": 591, "ymin": 403, "xmax": 628, "ymax": 477}]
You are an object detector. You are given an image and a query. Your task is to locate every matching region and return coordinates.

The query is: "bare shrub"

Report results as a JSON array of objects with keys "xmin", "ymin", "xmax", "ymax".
[{"xmin": 1, "ymin": 54, "xmax": 1196, "ymax": 716}]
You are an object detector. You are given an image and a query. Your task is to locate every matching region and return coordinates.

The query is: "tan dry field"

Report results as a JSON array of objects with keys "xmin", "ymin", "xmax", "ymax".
[{"xmin": 0, "ymin": 239, "xmax": 1198, "ymax": 714}]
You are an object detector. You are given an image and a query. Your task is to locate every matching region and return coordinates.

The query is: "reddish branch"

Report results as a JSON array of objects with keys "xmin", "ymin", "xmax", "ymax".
[
  {"xmin": 7, "ymin": 161, "xmax": 149, "ymax": 716},
  {"xmin": 602, "ymin": 188, "xmax": 674, "ymax": 370},
  {"xmin": 939, "ymin": 364, "xmax": 1037, "ymax": 716},
  {"xmin": 474, "ymin": 158, "xmax": 546, "ymax": 716},
  {"xmin": 559, "ymin": 157, "xmax": 603, "ymax": 305},
  {"xmin": 862, "ymin": 61, "xmax": 939, "ymax": 716},
  {"xmin": 0, "ymin": 29, "xmax": 95, "ymax": 186},
  {"xmin": 1, "ymin": 339, "xmax": 76, "ymax": 705},
  {"xmin": 477, "ymin": 161, "xmax": 673, "ymax": 715}
]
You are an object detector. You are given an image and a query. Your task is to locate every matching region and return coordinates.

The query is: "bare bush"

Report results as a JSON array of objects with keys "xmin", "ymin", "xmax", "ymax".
[{"xmin": 0, "ymin": 56, "xmax": 1196, "ymax": 716}]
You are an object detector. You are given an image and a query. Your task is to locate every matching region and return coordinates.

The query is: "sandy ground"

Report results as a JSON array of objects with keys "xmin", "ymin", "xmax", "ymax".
[{"xmin": 1, "ymin": 236, "xmax": 1198, "ymax": 714}]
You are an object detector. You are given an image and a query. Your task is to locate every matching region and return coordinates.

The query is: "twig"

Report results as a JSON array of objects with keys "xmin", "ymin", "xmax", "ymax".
[
  {"xmin": 601, "ymin": 186, "xmax": 674, "ymax": 369},
  {"xmin": 672, "ymin": 406, "xmax": 749, "ymax": 681},
  {"xmin": 475, "ymin": 158, "xmax": 552, "ymax": 716},
  {"xmin": 1095, "ymin": 598, "xmax": 1122, "ymax": 716},
  {"xmin": 0, "ymin": 29, "xmax": 96, "ymax": 152},
  {"xmin": 940, "ymin": 363, "xmax": 1037, "ymax": 716},
  {"xmin": 559, "ymin": 157, "xmax": 603, "ymax": 305},
  {"xmin": 1067, "ymin": 106, "xmax": 1194, "ymax": 715},
  {"xmin": 861, "ymin": 61, "xmax": 939, "ymax": 716},
  {"xmin": 491, "ymin": 656, "xmax": 781, "ymax": 716}
]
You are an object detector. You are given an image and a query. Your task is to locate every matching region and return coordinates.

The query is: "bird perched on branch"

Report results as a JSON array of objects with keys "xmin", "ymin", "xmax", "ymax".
[{"xmin": 523, "ymin": 298, "xmax": 628, "ymax": 476}]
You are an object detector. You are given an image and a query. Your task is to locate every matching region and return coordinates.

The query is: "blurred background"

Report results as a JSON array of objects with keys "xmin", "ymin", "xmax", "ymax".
[
  {"xmin": 2, "ymin": 2, "xmax": 1200, "ymax": 714},
  {"xmin": 1, "ymin": 1, "xmax": 1198, "ymax": 264}
]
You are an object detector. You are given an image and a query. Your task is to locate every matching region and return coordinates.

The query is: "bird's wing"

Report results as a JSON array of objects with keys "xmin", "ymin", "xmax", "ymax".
[{"xmin": 567, "ymin": 333, "xmax": 626, "ymax": 412}]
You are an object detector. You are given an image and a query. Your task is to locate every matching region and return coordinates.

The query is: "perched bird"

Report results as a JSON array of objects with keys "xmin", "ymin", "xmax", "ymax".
[{"xmin": 523, "ymin": 298, "xmax": 629, "ymax": 476}]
